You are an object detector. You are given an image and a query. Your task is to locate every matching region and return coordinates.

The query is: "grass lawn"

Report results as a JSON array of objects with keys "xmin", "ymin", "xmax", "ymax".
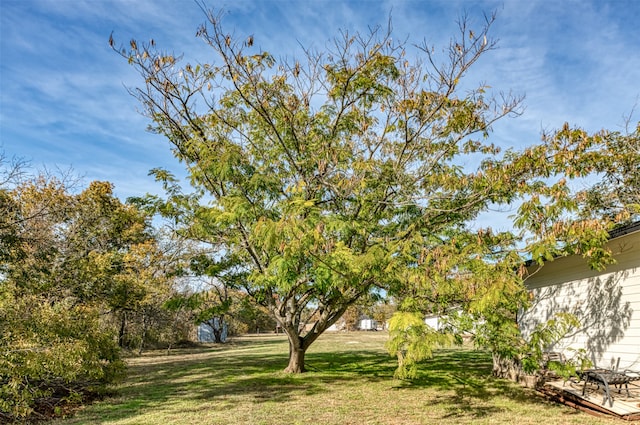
[{"xmin": 53, "ymin": 332, "xmax": 616, "ymax": 425}]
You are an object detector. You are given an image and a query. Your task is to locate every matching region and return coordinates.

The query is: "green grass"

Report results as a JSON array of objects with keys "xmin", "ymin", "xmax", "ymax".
[{"xmin": 53, "ymin": 332, "xmax": 616, "ymax": 425}]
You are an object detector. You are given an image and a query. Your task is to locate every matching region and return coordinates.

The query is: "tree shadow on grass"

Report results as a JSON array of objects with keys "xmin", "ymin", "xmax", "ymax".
[
  {"xmin": 72, "ymin": 342, "xmax": 563, "ymax": 424},
  {"xmin": 77, "ymin": 349, "xmax": 295, "ymax": 422},
  {"xmin": 391, "ymin": 348, "xmax": 559, "ymax": 420}
]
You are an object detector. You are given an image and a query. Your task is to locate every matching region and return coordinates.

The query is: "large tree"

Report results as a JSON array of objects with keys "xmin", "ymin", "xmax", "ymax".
[
  {"xmin": 385, "ymin": 120, "xmax": 639, "ymax": 379},
  {"xmin": 114, "ymin": 8, "xmax": 634, "ymax": 373},
  {"xmin": 576, "ymin": 119, "xmax": 640, "ymax": 223}
]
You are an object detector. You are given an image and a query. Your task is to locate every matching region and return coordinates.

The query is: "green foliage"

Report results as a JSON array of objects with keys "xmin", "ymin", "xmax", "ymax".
[
  {"xmin": 0, "ymin": 295, "xmax": 125, "ymax": 419},
  {"xmin": 116, "ymin": 8, "xmax": 529, "ymax": 372},
  {"xmin": 386, "ymin": 312, "xmax": 453, "ymax": 379},
  {"xmin": 226, "ymin": 293, "xmax": 277, "ymax": 334},
  {"xmin": 523, "ymin": 313, "xmax": 578, "ymax": 369},
  {"xmin": 115, "ymin": 6, "xmax": 639, "ymax": 375},
  {"xmin": 520, "ymin": 313, "xmax": 591, "ymax": 379},
  {"xmin": 571, "ymin": 121, "xmax": 640, "ymax": 223},
  {"xmin": 0, "ymin": 173, "xmax": 174, "ymax": 421},
  {"xmin": 471, "ymin": 309, "xmax": 592, "ymax": 380}
]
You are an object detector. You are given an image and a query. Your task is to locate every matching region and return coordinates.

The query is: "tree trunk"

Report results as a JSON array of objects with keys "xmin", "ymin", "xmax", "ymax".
[
  {"xmin": 205, "ymin": 317, "xmax": 225, "ymax": 343},
  {"xmin": 138, "ymin": 313, "xmax": 148, "ymax": 355},
  {"xmin": 277, "ymin": 302, "xmax": 352, "ymax": 373},
  {"xmin": 213, "ymin": 327, "xmax": 223, "ymax": 343},
  {"xmin": 118, "ymin": 312, "xmax": 127, "ymax": 348},
  {"xmin": 492, "ymin": 352, "xmax": 522, "ymax": 381},
  {"xmin": 285, "ymin": 342, "xmax": 306, "ymax": 373}
]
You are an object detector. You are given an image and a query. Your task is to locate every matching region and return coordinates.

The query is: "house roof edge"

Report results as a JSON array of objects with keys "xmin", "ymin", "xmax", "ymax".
[{"xmin": 608, "ymin": 220, "xmax": 640, "ymax": 240}]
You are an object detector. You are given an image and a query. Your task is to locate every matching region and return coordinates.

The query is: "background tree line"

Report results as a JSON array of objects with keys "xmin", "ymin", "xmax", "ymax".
[{"xmin": 0, "ymin": 155, "xmax": 273, "ymax": 421}]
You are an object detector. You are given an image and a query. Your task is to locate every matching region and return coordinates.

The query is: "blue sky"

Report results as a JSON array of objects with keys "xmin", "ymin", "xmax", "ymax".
[{"xmin": 1, "ymin": 0, "xmax": 639, "ymax": 201}]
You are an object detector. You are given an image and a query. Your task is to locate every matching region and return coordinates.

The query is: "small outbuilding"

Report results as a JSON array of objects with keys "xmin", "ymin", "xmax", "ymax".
[
  {"xmin": 357, "ymin": 318, "xmax": 378, "ymax": 331},
  {"xmin": 197, "ymin": 318, "xmax": 228, "ymax": 343}
]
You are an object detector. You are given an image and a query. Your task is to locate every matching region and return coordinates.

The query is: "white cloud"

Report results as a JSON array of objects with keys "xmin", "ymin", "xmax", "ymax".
[{"xmin": 2, "ymin": 0, "xmax": 639, "ymax": 203}]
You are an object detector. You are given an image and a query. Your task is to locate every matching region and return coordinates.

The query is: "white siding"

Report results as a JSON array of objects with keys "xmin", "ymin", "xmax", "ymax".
[{"xmin": 519, "ymin": 229, "xmax": 640, "ymax": 370}]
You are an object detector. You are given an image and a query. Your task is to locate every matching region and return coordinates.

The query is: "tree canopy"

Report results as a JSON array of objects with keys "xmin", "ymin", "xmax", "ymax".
[
  {"xmin": 115, "ymin": 8, "xmax": 639, "ymax": 374},
  {"xmin": 0, "ymin": 164, "xmax": 190, "ymax": 420}
]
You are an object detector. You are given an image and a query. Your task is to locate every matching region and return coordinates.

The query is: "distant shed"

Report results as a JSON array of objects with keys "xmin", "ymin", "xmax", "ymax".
[{"xmin": 197, "ymin": 319, "xmax": 228, "ymax": 343}]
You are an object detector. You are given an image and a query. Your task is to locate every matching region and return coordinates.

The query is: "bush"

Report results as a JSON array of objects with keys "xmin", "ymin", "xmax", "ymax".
[{"xmin": 0, "ymin": 295, "xmax": 125, "ymax": 422}]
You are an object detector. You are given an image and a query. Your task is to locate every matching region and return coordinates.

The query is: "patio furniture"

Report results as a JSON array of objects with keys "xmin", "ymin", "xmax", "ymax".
[
  {"xmin": 620, "ymin": 370, "xmax": 640, "ymax": 391},
  {"xmin": 540, "ymin": 351, "xmax": 573, "ymax": 385},
  {"xmin": 542, "ymin": 352, "xmax": 566, "ymax": 369},
  {"xmin": 581, "ymin": 368, "xmax": 636, "ymax": 407}
]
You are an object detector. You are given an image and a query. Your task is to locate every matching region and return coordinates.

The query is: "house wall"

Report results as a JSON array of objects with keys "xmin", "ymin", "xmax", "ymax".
[{"xmin": 519, "ymin": 229, "xmax": 640, "ymax": 370}]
